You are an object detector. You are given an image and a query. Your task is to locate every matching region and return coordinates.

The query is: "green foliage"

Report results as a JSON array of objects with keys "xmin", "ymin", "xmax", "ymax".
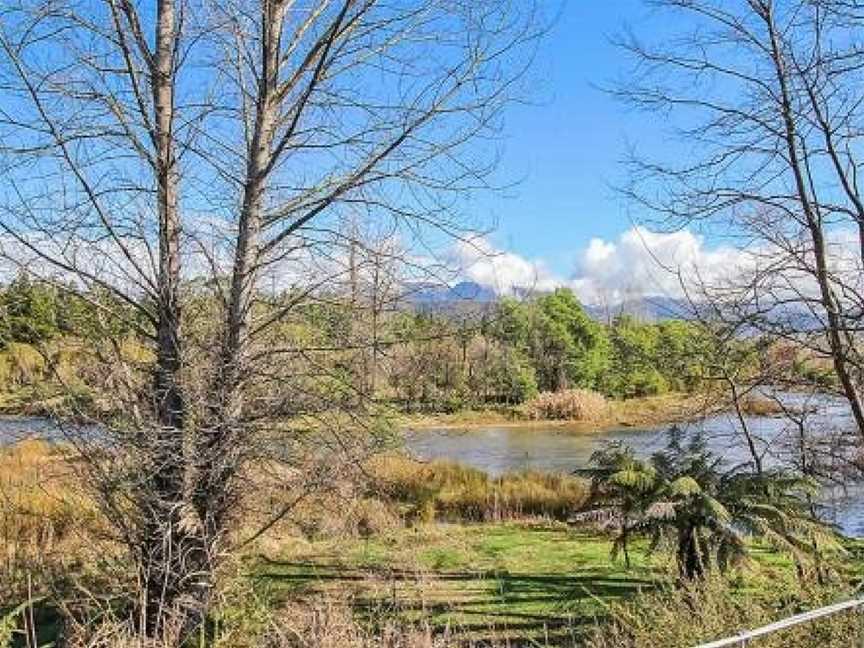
[
  {"xmin": 655, "ymin": 319, "xmax": 708, "ymax": 390},
  {"xmin": 0, "ymin": 275, "xmax": 60, "ymax": 346},
  {"xmin": 0, "ymin": 276, "xmax": 141, "ymax": 351},
  {"xmin": 488, "ymin": 292, "xmax": 711, "ymax": 404},
  {"xmin": 483, "ymin": 347, "xmax": 539, "ymax": 404},
  {"xmin": 529, "ymin": 289, "xmax": 610, "ymax": 391},
  {"xmin": 601, "ymin": 315, "xmax": 709, "ymax": 398},
  {"xmin": 0, "ymin": 275, "xmax": 733, "ymax": 415},
  {"xmin": 490, "ymin": 290, "xmax": 610, "ymax": 392},
  {"xmin": 582, "ymin": 428, "xmax": 838, "ymax": 580}
]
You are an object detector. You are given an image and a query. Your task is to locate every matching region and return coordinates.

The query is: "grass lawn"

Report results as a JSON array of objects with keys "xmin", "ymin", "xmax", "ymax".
[
  {"xmin": 250, "ymin": 521, "xmax": 851, "ymax": 645},
  {"xmin": 252, "ymin": 522, "xmax": 667, "ymax": 645}
]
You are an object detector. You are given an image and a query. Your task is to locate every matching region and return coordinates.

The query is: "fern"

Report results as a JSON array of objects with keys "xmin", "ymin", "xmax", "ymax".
[{"xmin": 0, "ymin": 601, "xmax": 27, "ymax": 648}]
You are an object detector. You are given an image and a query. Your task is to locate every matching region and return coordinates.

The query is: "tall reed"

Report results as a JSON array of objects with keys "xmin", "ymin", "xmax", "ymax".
[
  {"xmin": 366, "ymin": 454, "xmax": 589, "ymax": 522},
  {"xmin": 520, "ymin": 389, "xmax": 608, "ymax": 421}
]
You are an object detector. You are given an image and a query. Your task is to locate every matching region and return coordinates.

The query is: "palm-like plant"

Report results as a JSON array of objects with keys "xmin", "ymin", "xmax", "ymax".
[
  {"xmin": 577, "ymin": 442, "xmax": 660, "ymax": 569},
  {"xmin": 580, "ymin": 428, "xmax": 840, "ymax": 580}
]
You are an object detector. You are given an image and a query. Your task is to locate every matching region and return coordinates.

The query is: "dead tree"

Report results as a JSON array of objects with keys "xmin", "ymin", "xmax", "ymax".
[
  {"xmin": 0, "ymin": 0, "xmax": 541, "ymax": 640},
  {"xmin": 615, "ymin": 0, "xmax": 864, "ymax": 439}
]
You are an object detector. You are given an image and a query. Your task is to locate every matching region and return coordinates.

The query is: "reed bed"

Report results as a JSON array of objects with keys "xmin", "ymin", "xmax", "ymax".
[
  {"xmin": 520, "ymin": 389, "xmax": 608, "ymax": 421},
  {"xmin": 366, "ymin": 454, "xmax": 589, "ymax": 522}
]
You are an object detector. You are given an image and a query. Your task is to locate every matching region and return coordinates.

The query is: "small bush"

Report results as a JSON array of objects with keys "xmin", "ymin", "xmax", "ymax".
[{"xmin": 520, "ymin": 389, "xmax": 608, "ymax": 421}]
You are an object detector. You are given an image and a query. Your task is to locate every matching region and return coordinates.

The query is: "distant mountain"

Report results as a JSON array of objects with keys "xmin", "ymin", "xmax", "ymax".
[
  {"xmin": 400, "ymin": 283, "xmax": 835, "ymax": 332},
  {"xmin": 588, "ymin": 297, "xmax": 828, "ymax": 329},
  {"xmin": 402, "ymin": 282, "xmax": 697, "ymax": 321},
  {"xmin": 404, "ymin": 280, "xmax": 496, "ymax": 306},
  {"xmin": 584, "ymin": 296, "xmax": 693, "ymax": 322}
]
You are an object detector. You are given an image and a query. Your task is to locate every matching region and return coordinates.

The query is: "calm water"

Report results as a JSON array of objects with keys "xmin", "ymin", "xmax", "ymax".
[
  {"xmin": 0, "ymin": 416, "xmax": 69, "ymax": 442},
  {"xmin": 405, "ymin": 392, "xmax": 864, "ymax": 537},
  {"xmin": 3, "ymin": 395, "xmax": 862, "ymax": 536}
]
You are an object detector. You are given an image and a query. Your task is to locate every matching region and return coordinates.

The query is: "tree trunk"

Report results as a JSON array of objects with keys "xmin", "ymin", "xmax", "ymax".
[
  {"xmin": 678, "ymin": 526, "xmax": 705, "ymax": 580},
  {"xmin": 139, "ymin": 0, "xmax": 218, "ymax": 643},
  {"xmin": 760, "ymin": 0, "xmax": 864, "ymax": 438},
  {"xmin": 212, "ymin": 0, "xmax": 285, "ymax": 424},
  {"xmin": 187, "ymin": 3, "xmax": 290, "ymax": 614},
  {"xmin": 621, "ymin": 522, "xmax": 631, "ymax": 570},
  {"xmin": 138, "ymin": 0, "xmax": 202, "ymax": 637}
]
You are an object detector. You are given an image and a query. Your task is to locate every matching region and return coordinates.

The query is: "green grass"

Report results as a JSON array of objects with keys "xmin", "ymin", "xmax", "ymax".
[
  {"xmin": 250, "ymin": 522, "xmax": 864, "ymax": 645},
  {"xmin": 252, "ymin": 523, "xmax": 664, "ymax": 644}
]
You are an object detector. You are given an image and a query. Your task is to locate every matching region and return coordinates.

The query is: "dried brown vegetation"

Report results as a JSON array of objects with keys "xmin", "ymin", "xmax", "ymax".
[
  {"xmin": 366, "ymin": 454, "xmax": 589, "ymax": 522},
  {"xmin": 520, "ymin": 389, "xmax": 609, "ymax": 422},
  {"xmin": 0, "ymin": 440, "xmax": 102, "ymax": 602}
]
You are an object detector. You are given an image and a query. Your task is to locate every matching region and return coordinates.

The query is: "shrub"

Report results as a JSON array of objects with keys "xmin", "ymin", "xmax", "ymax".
[{"xmin": 520, "ymin": 389, "xmax": 608, "ymax": 421}]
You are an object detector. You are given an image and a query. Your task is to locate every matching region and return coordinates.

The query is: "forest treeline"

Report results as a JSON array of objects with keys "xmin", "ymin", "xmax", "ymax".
[
  {"xmin": 0, "ymin": 274, "xmax": 828, "ymax": 414},
  {"xmin": 391, "ymin": 289, "xmax": 706, "ymax": 410}
]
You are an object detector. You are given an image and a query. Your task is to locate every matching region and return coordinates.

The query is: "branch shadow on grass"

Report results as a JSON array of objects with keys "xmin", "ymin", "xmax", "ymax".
[{"xmin": 255, "ymin": 556, "xmax": 661, "ymax": 645}]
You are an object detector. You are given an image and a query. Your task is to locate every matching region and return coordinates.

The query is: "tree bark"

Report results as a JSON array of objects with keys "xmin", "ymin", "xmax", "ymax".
[{"xmin": 141, "ymin": 0, "xmax": 195, "ymax": 636}]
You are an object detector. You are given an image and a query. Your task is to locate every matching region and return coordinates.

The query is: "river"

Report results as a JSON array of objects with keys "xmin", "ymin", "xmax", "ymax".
[
  {"xmin": 405, "ymin": 392, "xmax": 864, "ymax": 537},
  {"xmin": 3, "ymin": 395, "xmax": 862, "ymax": 536}
]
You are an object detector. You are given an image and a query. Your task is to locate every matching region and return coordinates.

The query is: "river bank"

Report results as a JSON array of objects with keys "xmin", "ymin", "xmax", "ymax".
[
  {"xmin": 400, "ymin": 391, "xmax": 717, "ymax": 433},
  {"xmin": 5, "ymin": 428, "xmax": 861, "ymax": 647}
]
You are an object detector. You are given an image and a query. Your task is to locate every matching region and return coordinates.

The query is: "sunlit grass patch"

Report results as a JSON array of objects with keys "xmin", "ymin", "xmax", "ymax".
[{"xmin": 252, "ymin": 522, "xmax": 665, "ymax": 643}]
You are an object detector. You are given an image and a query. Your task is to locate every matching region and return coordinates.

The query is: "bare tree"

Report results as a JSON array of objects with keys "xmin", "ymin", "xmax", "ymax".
[
  {"xmin": 615, "ymin": 0, "xmax": 864, "ymax": 438},
  {"xmin": 0, "ymin": 0, "xmax": 541, "ymax": 639}
]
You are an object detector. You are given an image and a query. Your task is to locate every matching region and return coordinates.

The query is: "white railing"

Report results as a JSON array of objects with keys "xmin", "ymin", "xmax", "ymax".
[{"xmin": 693, "ymin": 596, "xmax": 864, "ymax": 647}]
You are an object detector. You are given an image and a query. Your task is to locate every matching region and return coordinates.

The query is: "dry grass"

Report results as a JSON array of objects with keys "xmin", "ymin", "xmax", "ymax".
[
  {"xmin": 366, "ymin": 454, "xmax": 589, "ymax": 522},
  {"xmin": 0, "ymin": 439, "xmax": 100, "ymax": 601},
  {"xmin": 401, "ymin": 391, "xmax": 707, "ymax": 432},
  {"xmin": 284, "ymin": 494, "xmax": 402, "ymax": 541},
  {"xmin": 4, "ymin": 343, "xmax": 47, "ymax": 387},
  {"xmin": 59, "ymin": 601, "xmax": 545, "ymax": 648},
  {"xmin": 738, "ymin": 394, "xmax": 785, "ymax": 416},
  {"xmin": 584, "ymin": 577, "xmax": 861, "ymax": 648},
  {"xmin": 520, "ymin": 389, "xmax": 609, "ymax": 422}
]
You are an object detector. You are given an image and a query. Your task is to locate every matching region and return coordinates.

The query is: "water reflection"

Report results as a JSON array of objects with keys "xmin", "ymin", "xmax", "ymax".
[
  {"xmin": 406, "ymin": 393, "xmax": 864, "ymax": 536},
  {"xmin": 2, "ymin": 396, "xmax": 861, "ymax": 536}
]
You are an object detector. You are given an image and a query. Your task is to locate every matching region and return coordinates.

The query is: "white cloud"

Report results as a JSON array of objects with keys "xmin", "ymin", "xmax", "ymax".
[
  {"xmin": 452, "ymin": 237, "xmax": 562, "ymax": 295},
  {"xmin": 452, "ymin": 227, "xmax": 748, "ymax": 305},
  {"xmin": 571, "ymin": 227, "xmax": 745, "ymax": 304}
]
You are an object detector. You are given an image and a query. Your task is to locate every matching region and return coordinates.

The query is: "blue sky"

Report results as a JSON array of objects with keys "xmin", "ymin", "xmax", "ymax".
[{"xmin": 475, "ymin": 0, "xmax": 673, "ymax": 279}]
